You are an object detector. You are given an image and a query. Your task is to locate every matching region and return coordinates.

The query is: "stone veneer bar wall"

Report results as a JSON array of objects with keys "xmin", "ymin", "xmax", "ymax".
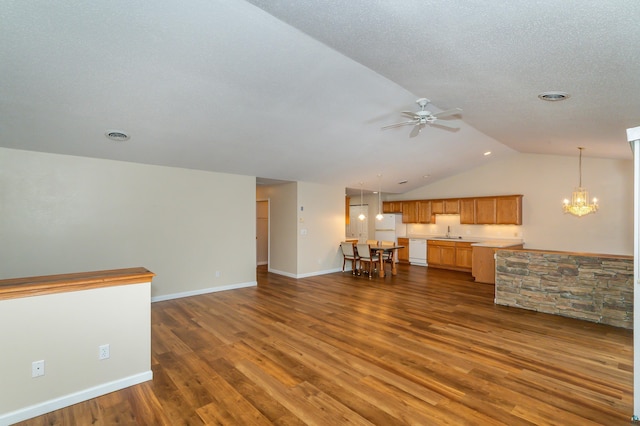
[{"xmin": 495, "ymin": 249, "xmax": 633, "ymax": 329}]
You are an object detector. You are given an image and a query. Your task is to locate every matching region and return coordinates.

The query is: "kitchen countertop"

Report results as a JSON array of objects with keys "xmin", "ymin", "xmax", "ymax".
[
  {"xmin": 469, "ymin": 241, "xmax": 524, "ymax": 248},
  {"xmin": 398, "ymin": 235, "xmax": 524, "ymax": 248}
]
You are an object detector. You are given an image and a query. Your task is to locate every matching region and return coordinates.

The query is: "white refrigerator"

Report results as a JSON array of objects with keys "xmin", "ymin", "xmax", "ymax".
[{"xmin": 374, "ymin": 214, "xmax": 397, "ymax": 243}]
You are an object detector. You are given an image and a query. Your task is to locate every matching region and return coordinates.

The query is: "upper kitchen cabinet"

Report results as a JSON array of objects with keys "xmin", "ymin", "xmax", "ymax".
[
  {"xmin": 475, "ymin": 197, "xmax": 497, "ymax": 224},
  {"xmin": 459, "ymin": 198, "xmax": 475, "ymax": 224},
  {"xmin": 401, "ymin": 201, "xmax": 418, "ymax": 223},
  {"xmin": 430, "ymin": 199, "xmax": 460, "ymax": 215},
  {"xmin": 496, "ymin": 195, "xmax": 522, "ymax": 224},
  {"xmin": 401, "ymin": 200, "xmax": 431, "ymax": 223},
  {"xmin": 382, "ymin": 201, "xmax": 403, "ymax": 213},
  {"xmin": 417, "ymin": 201, "xmax": 432, "ymax": 223},
  {"xmin": 475, "ymin": 195, "xmax": 523, "ymax": 225}
]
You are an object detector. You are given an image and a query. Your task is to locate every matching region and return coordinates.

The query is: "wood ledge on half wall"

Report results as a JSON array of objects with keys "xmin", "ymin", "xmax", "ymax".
[
  {"xmin": 0, "ymin": 267, "xmax": 155, "ymax": 301},
  {"xmin": 501, "ymin": 247, "xmax": 632, "ymax": 260}
]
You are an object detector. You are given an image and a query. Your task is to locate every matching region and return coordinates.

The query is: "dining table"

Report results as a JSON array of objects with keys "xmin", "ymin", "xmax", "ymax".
[{"xmin": 369, "ymin": 244, "xmax": 405, "ymax": 278}]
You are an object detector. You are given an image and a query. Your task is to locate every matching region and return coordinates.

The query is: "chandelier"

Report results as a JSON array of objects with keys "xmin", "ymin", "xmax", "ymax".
[{"xmin": 562, "ymin": 147, "xmax": 598, "ymax": 217}]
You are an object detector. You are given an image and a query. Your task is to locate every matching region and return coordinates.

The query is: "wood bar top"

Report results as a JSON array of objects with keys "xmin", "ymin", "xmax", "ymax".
[{"xmin": 0, "ymin": 267, "xmax": 155, "ymax": 301}]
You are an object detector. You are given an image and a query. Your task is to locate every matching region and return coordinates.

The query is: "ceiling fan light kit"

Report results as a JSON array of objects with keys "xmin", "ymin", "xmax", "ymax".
[{"xmin": 382, "ymin": 98, "xmax": 463, "ymax": 136}]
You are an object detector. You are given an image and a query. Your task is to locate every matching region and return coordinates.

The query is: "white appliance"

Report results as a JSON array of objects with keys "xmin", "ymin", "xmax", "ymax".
[
  {"xmin": 409, "ymin": 238, "xmax": 427, "ymax": 266},
  {"xmin": 374, "ymin": 214, "xmax": 397, "ymax": 243}
]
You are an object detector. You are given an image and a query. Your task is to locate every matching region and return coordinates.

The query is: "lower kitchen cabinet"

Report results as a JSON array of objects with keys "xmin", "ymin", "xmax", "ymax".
[
  {"xmin": 397, "ymin": 238, "xmax": 409, "ymax": 263},
  {"xmin": 427, "ymin": 240, "xmax": 472, "ymax": 272}
]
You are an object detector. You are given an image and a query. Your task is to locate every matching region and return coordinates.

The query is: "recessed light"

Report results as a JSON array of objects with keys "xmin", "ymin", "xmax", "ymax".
[
  {"xmin": 423, "ymin": 175, "xmax": 430, "ymax": 179},
  {"xmin": 105, "ymin": 130, "xmax": 130, "ymax": 141},
  {"xmin": 538, "ymin": 91, "xmax": 570, "ymax": 101},
  {"xmin": 483, "ymin": 151, "xmax": 492, "ymax": 156}
]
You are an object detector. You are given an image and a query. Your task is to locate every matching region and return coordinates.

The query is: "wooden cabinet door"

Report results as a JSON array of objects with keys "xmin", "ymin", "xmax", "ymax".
[
  {"xmin": 455, "ymin": 243, "xmax": 473, "ymax": 269},
  {"xmin": 459, "ymin": 199, "xmax": 475, "ymax": 224},
  {"xmin": 427, "ymin": 244, "xmax": 442, "ymax": 265},
  {"xmin": 430, "ymin": 200, "xmax": 444, "ymax": 215},
  {"xmin": 475, "ymin": 198, "xmax": 497, "ymax": 224},
  {"xmin": 444, "ymin": 199, "xmax": 460, "ymax": 214},
  {"xmin": 441, "ymin": 246, "xmax": 456, "ymax": 266},
  {"xmin": 496, "ymin": 196, "xmax": 522, "ymax": 225},
  {"xmin": 397, "ymin": 238, "xmax": 409, "ymax": 262},
  {"xmin": 345, "ymin": 196, "xmax": 350, "ymax": 225},
  {"xmin": 402, "ymin": 201, "xmax": 418, "ymax": 223},
  {"xmin": 417, "ymin": 201, "xmax": 431, "ymax": 223},
  {"xmin": 383, "ymin": 201, "xmax": 403, "ymax": 213}
]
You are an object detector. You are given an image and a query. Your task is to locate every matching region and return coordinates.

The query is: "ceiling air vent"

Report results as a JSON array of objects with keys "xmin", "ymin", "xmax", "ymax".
[
  {"xmin": 105, "ymin": 130, "xmax": 130, "ymax": 142},
  {"xmin": 538, "ymin": 91, "xmax": 570, "ymax": 101}
]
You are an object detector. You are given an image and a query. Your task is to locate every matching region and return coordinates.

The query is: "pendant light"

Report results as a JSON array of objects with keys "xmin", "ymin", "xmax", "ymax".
[
  {"xmin": 376, "ymin": 174, "xmax": 384, "ymax": 221},
  {"xmin": 358, "ymin": 182, "xmax": 366, "ymax": 221},
  {"xmin": 562, "ymin": 147, "xmax": 598, "ymax": 217}
]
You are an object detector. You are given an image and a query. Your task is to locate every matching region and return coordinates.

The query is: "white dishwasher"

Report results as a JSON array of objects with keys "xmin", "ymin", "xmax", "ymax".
[{"xmin": 409, "ymin": 238, "xmax": 427, "ymax": 266}]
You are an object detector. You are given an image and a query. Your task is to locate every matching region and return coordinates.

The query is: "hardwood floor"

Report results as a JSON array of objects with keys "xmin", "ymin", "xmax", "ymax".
[{"xmin": 18, "ymin": 264, "xmax": 633, "ymax": 425}]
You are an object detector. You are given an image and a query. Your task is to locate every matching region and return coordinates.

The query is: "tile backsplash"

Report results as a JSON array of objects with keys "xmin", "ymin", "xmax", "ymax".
[{"xmin": 405, "ymin": 215, "xmax": 523, "ymax": 240}]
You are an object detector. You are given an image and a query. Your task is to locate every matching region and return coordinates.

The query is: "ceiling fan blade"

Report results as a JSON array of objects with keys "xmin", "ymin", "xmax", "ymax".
[
  {"xmin": 401, "ymin": 111, "xmax": 419, "ymax": 119},
  {"xmin": 409, "ymin": 123, "xmax": 425, "ymax": 138},
  {"xmin": 433, "ymin": 108, "xmax": 463, "ymax": 119},
  {"xmin": 431, "ymin": 119, "xmax": 460, "ymax": 129},
  {"xmin": 381, "ymin": 120, "xmax": 418, "ymax": 130}
]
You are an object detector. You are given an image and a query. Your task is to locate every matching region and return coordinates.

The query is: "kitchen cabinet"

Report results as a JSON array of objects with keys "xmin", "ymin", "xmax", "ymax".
[
  {"xmin": 397, "ymin": 238, "xmax": 409, "ymax": 263},
  {"xmin": 459, "ymin": 198, "xmax": 475, "ymax": 224},
  {"xmin": 455, "ymin": 242, "xmax": 473, "ymax": 269},
  {"xmin": 384, "ymin": 195, "xmax": 522, "ymax": 225},
  {"xmin": 427, "ymin": 240, "xmax": 472, "ymax": 272},
  {"xmin": 382, "ymin": 201, "xmax": 403, "ymax": 213},
  {"xmin": 496, "ymin": 196, "xmax": 522, "ymax": 224},
  {"xmin": 401, "ymin": 201, "xmax": 418, "ymax": 223},
  {"xmin": 475, "ymin": 198, "xmax": 497, "ymax": 224},
  {"xmin": 345, "ymin": 196, "xmax": 350, "ymax": 225},
  {"xmin": 475, "ymin": 195, "xmax": 523, "ymax": 225},
  {"xmin": 417, "ymin": 201, "xmax": 431, "ymax": 223},
  {"xmin": 401, "ymin": 201, "xmax": 431, "ymax": 223}
]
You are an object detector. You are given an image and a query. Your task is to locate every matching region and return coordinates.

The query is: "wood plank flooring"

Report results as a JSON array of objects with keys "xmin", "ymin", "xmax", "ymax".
[{"xmin": 17, "ymin": 264, "xmax": 633, "ymax": 425}]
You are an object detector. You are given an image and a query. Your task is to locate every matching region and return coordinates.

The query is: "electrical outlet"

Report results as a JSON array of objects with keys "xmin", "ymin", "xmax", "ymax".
[
  {"xmin": 32, "ymin": 360, "xmax": 45, "ymax": 377},
  {"xmin": 215, "ymin": 271, "xmax": 221, "ymax": 277},
  {"xmin": 99, "ymin": 344, "xmax": 110, "ymax": 360}
]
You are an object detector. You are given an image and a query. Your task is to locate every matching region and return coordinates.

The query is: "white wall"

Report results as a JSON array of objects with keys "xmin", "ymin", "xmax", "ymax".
[
  {"xmin": 0, "ymin": 148, "xmax": 257, "ymax": 298},
  {"xmin": 0, "ymin": 282, "xmax": 151, "ymax": 423},
  {"xmin": 390, "ymin": 153, "xmax": 633, "ymax": 255}
]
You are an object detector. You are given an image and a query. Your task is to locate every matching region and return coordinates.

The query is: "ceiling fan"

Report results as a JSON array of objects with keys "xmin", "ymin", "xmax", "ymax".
[{"xmin": 382, "ymin": 98, "xmax": 463, "ymax": 137}]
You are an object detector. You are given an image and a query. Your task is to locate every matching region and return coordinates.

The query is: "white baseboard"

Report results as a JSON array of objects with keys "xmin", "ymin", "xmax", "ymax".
[
  {"xmin": 151, "ymin": 281, "xmax": 257, "ymax": 303},
  {"xmin": 268, "ymin": 268, "xmax": 342, "ymax": 279},
  {"xmin": 0, "ymin": 371, "xmax": 152, "ymax": 426}
]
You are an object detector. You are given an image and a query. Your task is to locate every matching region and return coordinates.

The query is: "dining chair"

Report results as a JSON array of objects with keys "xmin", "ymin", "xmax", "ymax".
[
  {"xmin": 366, "ymin": 239, "xmax": 379, "ymax": 246},
  {"xmin": 380, "ymin": 240, "xmax": 395, "ymax": 272},
  {"xmin": 356, "ymin": 243, "xmax": 380, "ymax": 279},
  {"xmin": 340, "ymin": 242, "xmax": 359, "ymax": 275}
]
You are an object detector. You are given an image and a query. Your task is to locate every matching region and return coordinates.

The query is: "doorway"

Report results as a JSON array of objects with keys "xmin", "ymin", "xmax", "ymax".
[{"xmin": 256, "ymin": 200, "xmax": 269, "ymax": 266}]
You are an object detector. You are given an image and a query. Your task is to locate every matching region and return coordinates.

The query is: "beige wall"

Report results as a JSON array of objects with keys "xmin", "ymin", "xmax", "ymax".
[
  {"xmin": 390, "ymin": 153, "xmax": 633, "ymax": 255},
  {"xmin": 0, "ymin": 148, "xmax": 257, "ymax": 297},
  {"xmin": 0, "ymin": 283, "xmax": 151, "ymax": 423},
  {"xmin": 257, "ymin": 181, "xmax": 345, "ymax": 277},
  {"xmin": 257, "ymin": 182, "xmax": 298, "ymax": 275},
  {"xmin": 296, "ymin": 181, "xmax": 346, "ymax": 276}
]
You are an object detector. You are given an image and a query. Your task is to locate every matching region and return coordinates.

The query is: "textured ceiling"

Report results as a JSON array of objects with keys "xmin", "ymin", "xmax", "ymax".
[{"xmin": 1, "ymin": 1, "xmax": 638, "ymax": 194}]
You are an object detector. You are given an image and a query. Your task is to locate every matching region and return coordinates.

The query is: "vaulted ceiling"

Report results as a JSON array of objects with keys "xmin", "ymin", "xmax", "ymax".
[{"xmin": 1, "ymin": 1, "xmax": 638, "ymax": 194}]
